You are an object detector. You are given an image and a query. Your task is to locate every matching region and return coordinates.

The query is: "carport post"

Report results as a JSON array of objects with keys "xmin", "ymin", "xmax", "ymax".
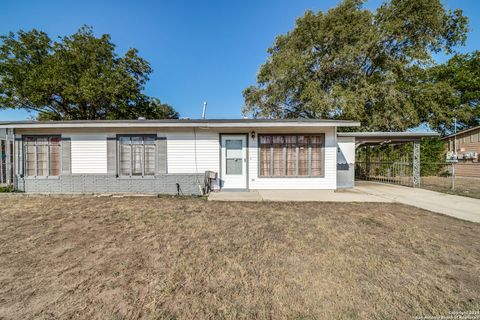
[{"xmin": 412, "ymin": 141, "xmax": 420, "ymax": 188}]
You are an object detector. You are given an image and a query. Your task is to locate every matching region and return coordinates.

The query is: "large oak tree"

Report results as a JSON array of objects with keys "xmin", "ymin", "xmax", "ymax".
[
  {"xmin": 243, "ymin": 0, "xmax": 474, "ymax": 133},
  {"xmin": 0, "ymin": 26, "xmax": 178, "ymax": 120}
]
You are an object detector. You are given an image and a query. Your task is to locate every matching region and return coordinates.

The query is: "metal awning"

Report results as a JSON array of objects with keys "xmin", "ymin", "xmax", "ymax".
[{"xmin": 338, "ymin": 132, "xmax": 439, "ymax": 147}]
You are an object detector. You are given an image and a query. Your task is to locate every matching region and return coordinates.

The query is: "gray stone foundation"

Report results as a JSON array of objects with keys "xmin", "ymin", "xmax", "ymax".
[{"xmin": 15, "ymin": 174, "xmax": 205, "ymax": 195}]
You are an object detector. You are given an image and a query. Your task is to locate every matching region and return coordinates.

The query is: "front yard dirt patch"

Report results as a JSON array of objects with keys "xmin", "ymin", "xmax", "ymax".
[{"xmin": 0, "ymin": 196, "xmax": 479, "ymax": 319}]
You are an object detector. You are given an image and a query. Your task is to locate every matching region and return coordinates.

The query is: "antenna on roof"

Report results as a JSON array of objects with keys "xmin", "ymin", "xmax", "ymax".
[{"xmin": 202, "ymin": 101, "xmax": 207, "ymax": 119}]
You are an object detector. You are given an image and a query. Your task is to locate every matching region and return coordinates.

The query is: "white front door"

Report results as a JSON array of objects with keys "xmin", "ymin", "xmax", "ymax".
[{"xmin": 221, "ymin": 135, "xmax": 247, "ymax": 189}]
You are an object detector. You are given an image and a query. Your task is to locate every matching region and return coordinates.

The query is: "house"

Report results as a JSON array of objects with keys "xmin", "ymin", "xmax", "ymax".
[
  {"xmin": 442, "ymin": 125, "xmax": 480, "ymax": 178},
  {"xmin": 0, "ymin": 119, "xmax": 360, "ymax": 194},
  {"xmin": 442, "ymin": 125, "xmax": 480, "ymax": 162}
]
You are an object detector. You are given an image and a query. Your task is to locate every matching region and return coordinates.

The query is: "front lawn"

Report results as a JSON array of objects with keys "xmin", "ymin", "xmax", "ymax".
[{"xmin": 0, "ymin": 196, "xmax": 478, "ymax": 319}]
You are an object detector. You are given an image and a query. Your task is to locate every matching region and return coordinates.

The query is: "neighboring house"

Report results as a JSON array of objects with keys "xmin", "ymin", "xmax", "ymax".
[
  {"xmin": 442, "ymin": 125, "xmax": 480, "ymax": 177},
  {"xmin": 443, "ymin": 125, "xmax": 480, "ymax": 161},
  {"xmin": 0, "ymin": 119, "xmax": 360, "ymax": 194}
]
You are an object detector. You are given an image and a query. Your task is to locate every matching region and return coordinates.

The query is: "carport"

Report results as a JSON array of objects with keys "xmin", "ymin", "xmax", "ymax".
[{"xmin": 338, "ymin": 132, "xmax": 439, "ymax": 188}]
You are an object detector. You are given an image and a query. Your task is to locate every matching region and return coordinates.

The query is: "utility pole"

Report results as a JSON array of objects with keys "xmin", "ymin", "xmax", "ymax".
[{"xmin": 202, "ymin": 101, "xmax": 207, "ymax": 120}]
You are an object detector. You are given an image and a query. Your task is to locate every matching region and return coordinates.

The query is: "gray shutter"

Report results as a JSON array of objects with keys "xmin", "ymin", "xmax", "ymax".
[
  {"xmin": 14, "ymin": 137, "xmax": 23, "ymax": 176},
  {"xmin": 107, "ymin": 137, "xmax": 117, "ymax": 175},
  {"xmin": 156, "ymin": 137, "xmax": 167, "ymax": 174},
  {"xmin": 61, "ymin": 137, "xmax": 71, "ymax": 175}
]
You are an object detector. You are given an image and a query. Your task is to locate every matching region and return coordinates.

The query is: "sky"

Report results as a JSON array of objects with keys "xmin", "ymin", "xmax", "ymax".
[{"xmin": 0, "ymin": 0, "xmax": 479, "ymax": 121}]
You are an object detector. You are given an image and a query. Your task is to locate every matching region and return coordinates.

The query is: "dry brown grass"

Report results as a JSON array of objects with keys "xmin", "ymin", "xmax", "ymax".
[
  {"xmin": 421, "ymin": 176, "xmax": 480, "ymax": 199},
  {"xmin": 0, "ymin": 196, "xmax": 479, "ymax": 320}
]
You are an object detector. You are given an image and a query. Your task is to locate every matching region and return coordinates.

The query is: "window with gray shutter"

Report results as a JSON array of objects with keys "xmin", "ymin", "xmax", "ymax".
[
  {"xmin": 23, "ymin": 136, "xmax": 62, "ymax": 177},
  {"xmin": 117, "ymin": 135, "xmax": 157, "ymax": 177}
]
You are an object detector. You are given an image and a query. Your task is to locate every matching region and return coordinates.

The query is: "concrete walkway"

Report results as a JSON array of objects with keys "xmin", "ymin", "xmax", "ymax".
[
  {"xmin": 208, "ymin": 188, "xmax": 391, "ymax": 203},
  {"xmin": 208, "ymin": 182, "xmax": 480, "ymax": 223}
]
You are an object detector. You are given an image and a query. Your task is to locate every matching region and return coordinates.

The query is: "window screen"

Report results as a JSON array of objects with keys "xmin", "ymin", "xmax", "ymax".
[
  {"xmin": 259, "ymin": 135, "xmax": 324, "ymax": 177},
  {"xmin": 118, "ymin": 135, "xmax": 156, "ymax": 177},
  {"xmin": 23, "ymin": 136, "xmax": 61, "ymax": 176}
]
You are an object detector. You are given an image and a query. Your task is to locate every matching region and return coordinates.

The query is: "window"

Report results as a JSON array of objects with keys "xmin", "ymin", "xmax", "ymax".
[
  {"xmin": 24, "ymin": 136, "xmax": 61, "ymax": 176},
  {"xmin": 259, "ymin": 135, "xmax": 324, "ymax": 177},
  {"xmin": 225, "ymin": 139, "xmax": 243, "ymax": 175},
  {"xmin": 118, "ymin": 135, "xmax": 156, "ymax": 176}
]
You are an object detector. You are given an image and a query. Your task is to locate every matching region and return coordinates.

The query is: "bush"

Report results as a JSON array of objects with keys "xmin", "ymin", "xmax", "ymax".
[{"xmin": 0, "ymin": 185, "xmax": 14, "ymax": 193}]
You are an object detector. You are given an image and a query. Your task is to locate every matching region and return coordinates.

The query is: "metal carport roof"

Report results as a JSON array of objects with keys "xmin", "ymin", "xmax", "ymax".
[{"xmin": 338, "ymin": 132, "xmax": 439, "ymax": 146}]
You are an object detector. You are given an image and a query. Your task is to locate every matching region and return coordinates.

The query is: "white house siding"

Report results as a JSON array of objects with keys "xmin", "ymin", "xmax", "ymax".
[
  {"xmin": 247, "ymin": 127, "xmax": 337, "ymax": 189},
  {"xmin": 68, "ymin": 134, "xmax": 108, "ymax": 174},
  {"xmin": 166, "ymin": 130, "xmax": 219, "ymax": 174}
]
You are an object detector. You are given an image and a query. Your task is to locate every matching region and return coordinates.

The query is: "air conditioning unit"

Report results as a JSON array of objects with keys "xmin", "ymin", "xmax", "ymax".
[
  {"xmin": 463, "ymin": 151, "xmax": 478, "ymax": 160},
  {"xmin": 446, "ymin": 151, "xmax": 457, "ymax": 161}
]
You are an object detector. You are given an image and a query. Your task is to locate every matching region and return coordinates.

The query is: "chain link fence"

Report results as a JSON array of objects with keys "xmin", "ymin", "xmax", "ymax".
[{"xmin": 420, "ymin": 162, "xmax": 480, "ymax": 199}]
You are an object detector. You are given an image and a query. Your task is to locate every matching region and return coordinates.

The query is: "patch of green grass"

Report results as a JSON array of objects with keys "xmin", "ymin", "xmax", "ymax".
[{"xmin": 0, "ymin": 185, "xmax": 14, "ymax": 193}]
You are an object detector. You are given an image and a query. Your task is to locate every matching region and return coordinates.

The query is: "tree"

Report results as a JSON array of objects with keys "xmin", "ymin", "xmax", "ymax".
[
  {"xmin": 243, "ymin": 0, "xmax": 469, "ymax": 132},
  {"xmin": 113, "ymin": 96, "xmax": 179, "ymax": 120},
  {"xmin": 415, "ymin": 51, "xmax": 479, "ymax": 134},
  {"xmin": 0, "ymin": 26, "xmax": 178, "ymax": 120}
]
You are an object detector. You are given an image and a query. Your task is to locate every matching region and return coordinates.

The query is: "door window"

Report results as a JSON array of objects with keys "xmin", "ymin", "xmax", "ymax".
[{"xmin": 225, "ymin": 139, "xmax": 242, "ymax": 175}]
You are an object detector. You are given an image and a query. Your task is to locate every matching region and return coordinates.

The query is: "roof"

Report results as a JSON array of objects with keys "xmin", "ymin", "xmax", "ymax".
[
  {"xmin": 441, "ymin": 125, "xmax": 480, "ymax": 140},
  {"xmin": 0, "ymin": 118, "xmax": 360, "ymax": 129},
  {"xmin": 338, "ymin": 131, "xmax": 440, "ymax": 145}
]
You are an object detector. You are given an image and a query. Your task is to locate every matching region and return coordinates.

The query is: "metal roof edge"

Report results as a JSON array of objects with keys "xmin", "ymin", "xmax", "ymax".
[
  {"xmin": 337, "ymin": 132, "xmax": 440, "ymax": 137},
  {"xmin": 440, "ymin": 125, "xmax": 480, "ymax": 140},
  {"xmin": 0, "ymin": 119, "xmax": 361, "ymax": 128}
]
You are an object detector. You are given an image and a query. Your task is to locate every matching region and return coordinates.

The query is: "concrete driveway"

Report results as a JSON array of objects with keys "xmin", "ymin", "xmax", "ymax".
[
  {"xmin": 208, "ymin": 182, "xmax": 480, "ymax": 223},
  {"xmin": 354, "ymin": 181, "xmax": 480, "ymax": 223}
]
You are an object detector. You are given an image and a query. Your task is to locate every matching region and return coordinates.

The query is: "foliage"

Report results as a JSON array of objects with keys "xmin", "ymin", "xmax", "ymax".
[
  {"xmin": 243, "ymin": 0, "xmax": 471, "ymax": 132},
  {"xmin": 130, "ymin": 97, "xmax": 179, "ymax": 120},
  {"xmin": 0, "ymin": 26, "xmax": 178, "ymax": 120},
  {"xmin": 417, "ymin": 51, "xmax": 480, "ymax": 133},
  {"xmin": 0, "ymin": 185, "xmax": 14, "ymax": 193},
  {"xmin": 418, "ymin": 137, "xmax": 448, "ymax": 175}
]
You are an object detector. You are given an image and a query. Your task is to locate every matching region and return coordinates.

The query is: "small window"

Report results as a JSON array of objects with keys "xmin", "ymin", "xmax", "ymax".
[
  {"xmin": 23, "ymin": 136, "xmax": 61, "ymax": 176},
  {"xmin": 118, "ymin": 135, "xmax": 156, "ymax": 177},
  {"xmin": 259, "ymin": 135, "xmax": 324, "ymax": 177}
]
